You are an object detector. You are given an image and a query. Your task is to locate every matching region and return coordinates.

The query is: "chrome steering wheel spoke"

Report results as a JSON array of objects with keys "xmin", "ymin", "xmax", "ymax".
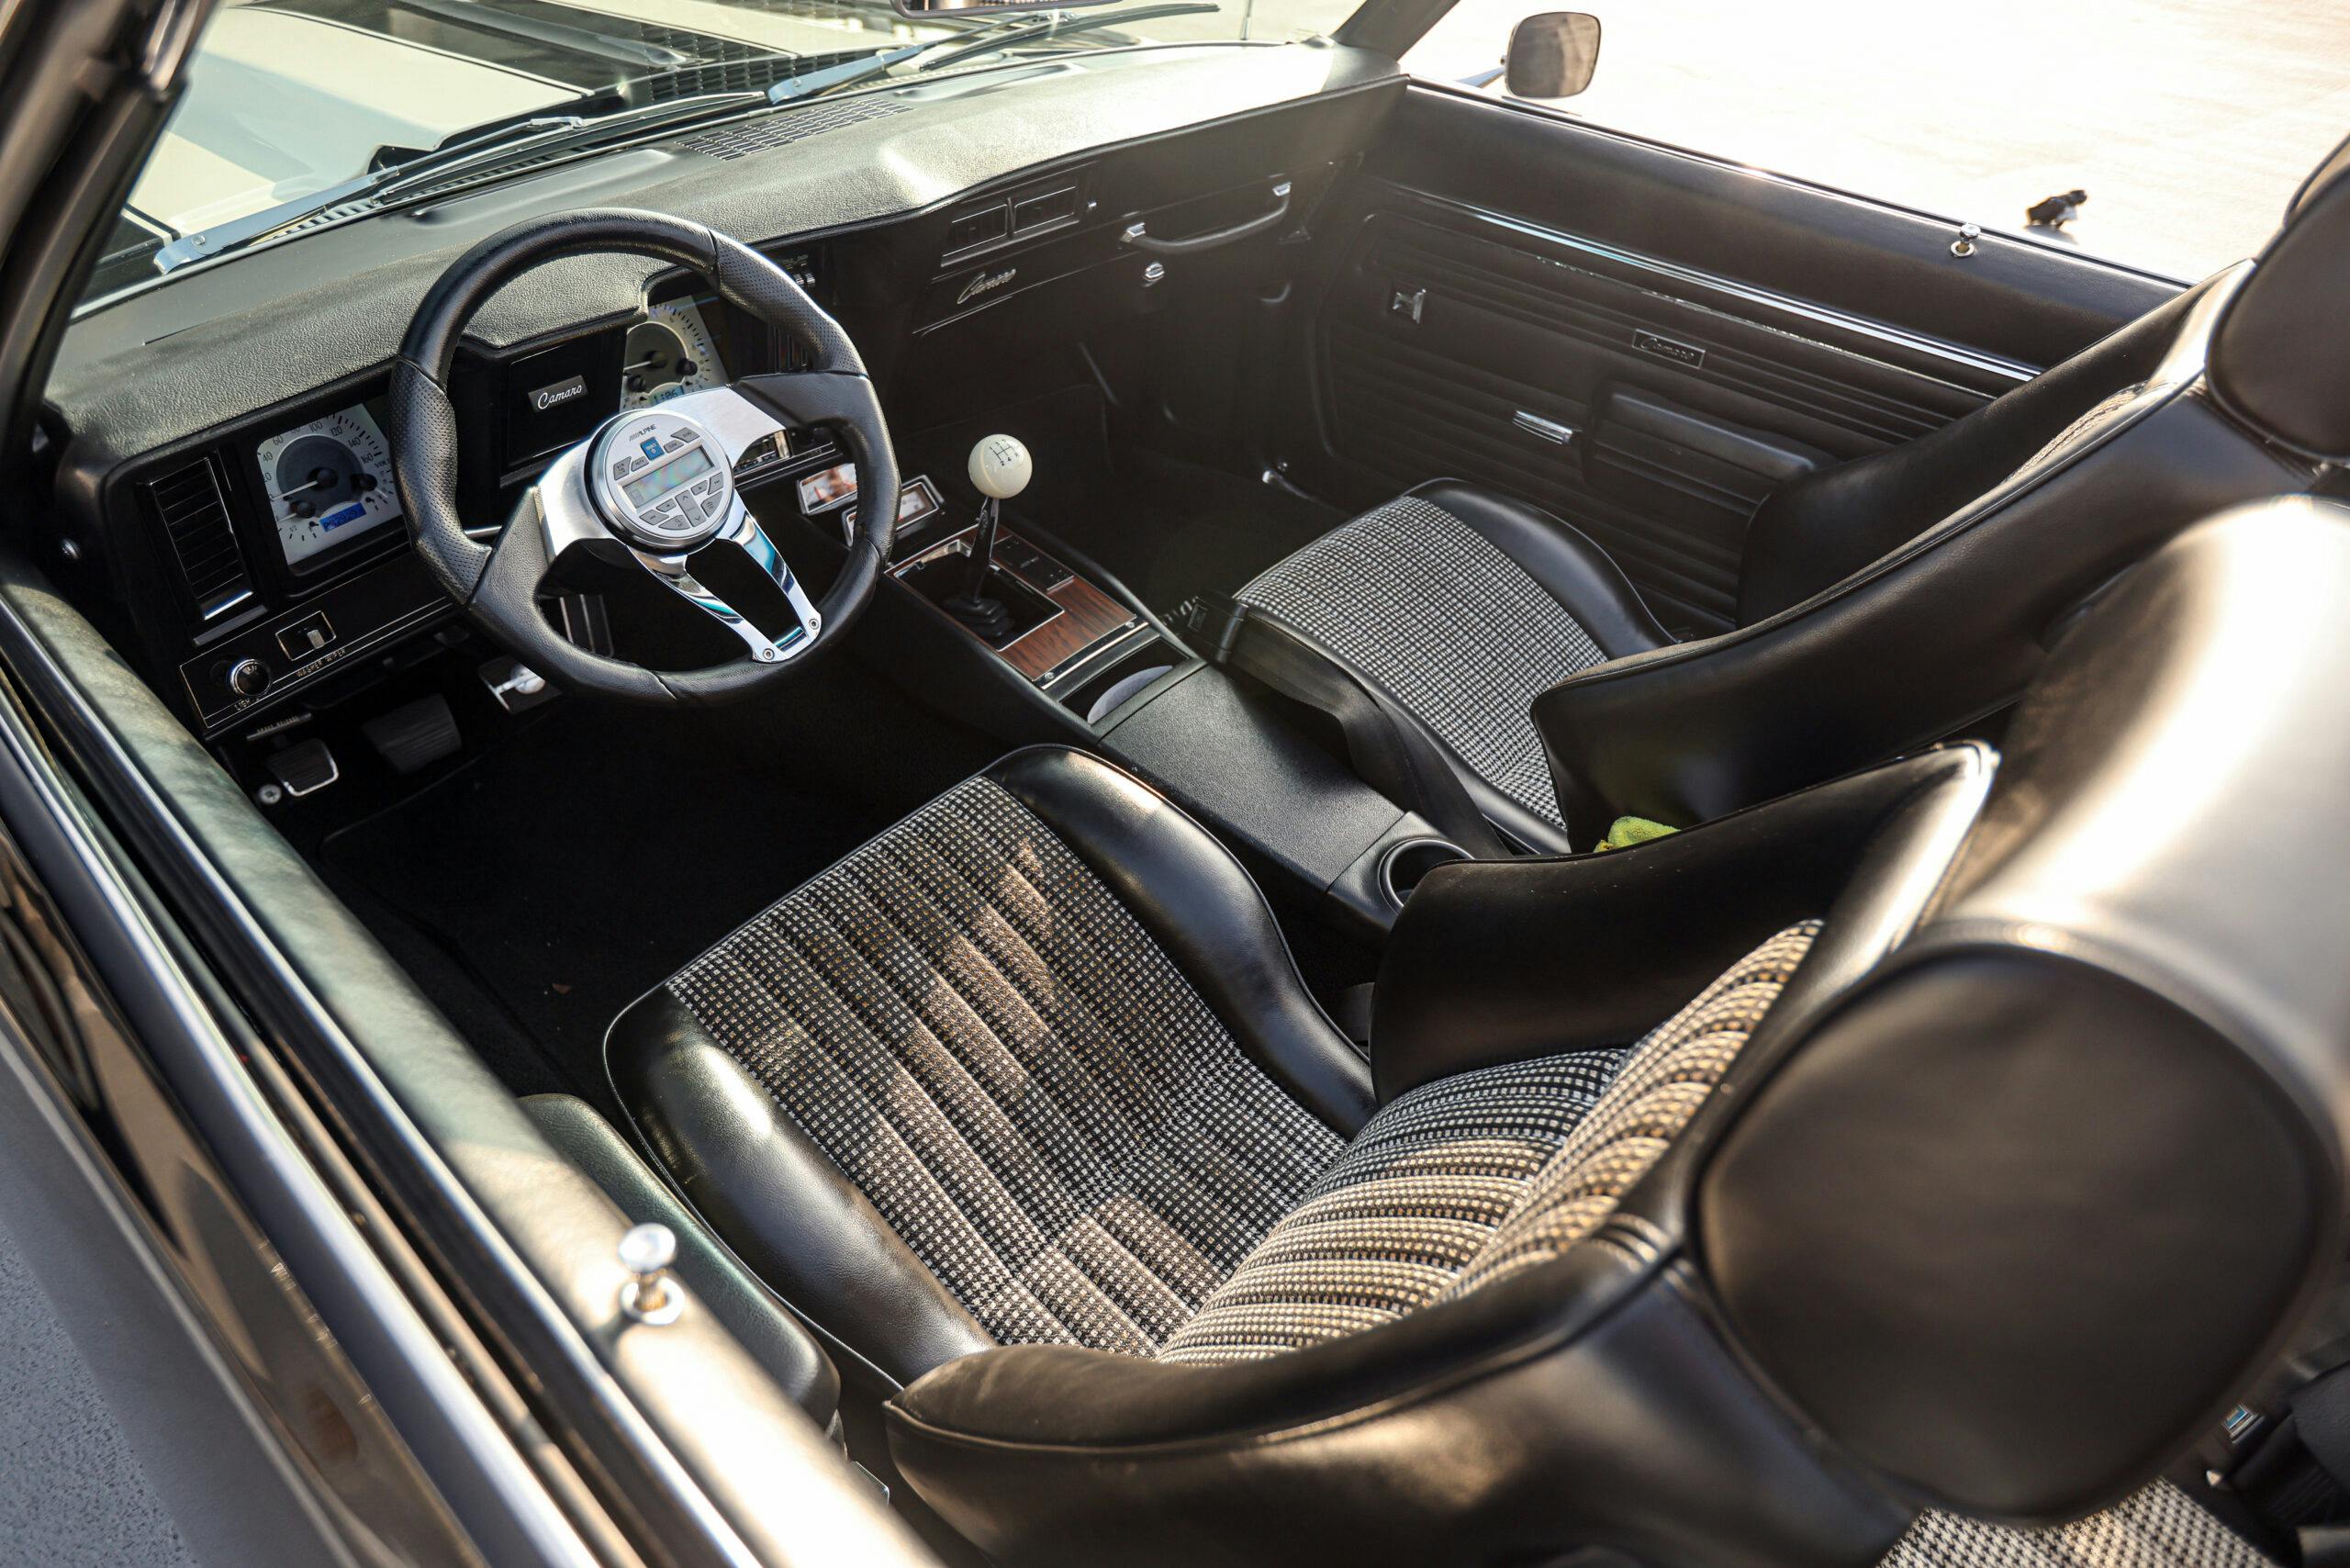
[{"xmin": 628, "ymin": 504, "xmax": 822, "ymax": 666}]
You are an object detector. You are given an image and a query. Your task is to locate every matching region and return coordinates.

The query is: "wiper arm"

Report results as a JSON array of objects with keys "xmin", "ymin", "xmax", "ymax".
[
  {"xmin": 769, "ymin": 3, "xmax": 1221, "ymax": 105},
  {"xmin": 915, "ymin": 2, "xmax": 1222, "ymax": 73},
  {"xmin": 767, "ymin": 42, "xmax": 929, "ymax": 103},
  {"xmin": 152, "ymin": 93, "xmax": 762, "ymax": 274}
]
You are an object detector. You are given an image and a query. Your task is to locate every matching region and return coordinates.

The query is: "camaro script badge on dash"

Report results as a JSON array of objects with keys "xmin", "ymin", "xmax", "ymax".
[
  {"xmin": 531, "ymin": 375, "xmax": 589, "ymax": 411},
  {"xmin": 957, "ymin": 267, "xmax": 1017, "ymax": 307}
]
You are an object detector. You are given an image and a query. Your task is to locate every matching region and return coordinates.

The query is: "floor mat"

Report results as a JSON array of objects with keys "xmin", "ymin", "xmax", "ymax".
[{"xmin": 319, "ymin": 660, "xmax": 995, "ymax": 1114}]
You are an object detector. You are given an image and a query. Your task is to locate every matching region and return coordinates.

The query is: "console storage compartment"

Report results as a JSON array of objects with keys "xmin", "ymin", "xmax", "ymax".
[{"xmin": 1100, "ymin": 663, "xmax": 1457, "ymax": 940}]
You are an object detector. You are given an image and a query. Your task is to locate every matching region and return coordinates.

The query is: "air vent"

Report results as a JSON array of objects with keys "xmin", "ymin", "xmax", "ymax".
[
  {"xmin": 674, "ymin": 96, "xmax": 910, "ymax": 161},
  {"xmin": 147, "ymin": 455, "xmax": 254, "ymax": 622}
]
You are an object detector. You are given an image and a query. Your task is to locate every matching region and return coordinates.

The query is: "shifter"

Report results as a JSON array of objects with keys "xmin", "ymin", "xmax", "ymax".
[{"xmin": 942, "ymin": 433, "xmax": 1033, "ymax": 644}]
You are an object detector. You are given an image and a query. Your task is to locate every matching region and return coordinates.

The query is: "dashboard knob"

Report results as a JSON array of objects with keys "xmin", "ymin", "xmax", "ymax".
[
  {"xmin": 968, "ymin": 434, "xmax": 1033, "ymax": 500},
  {"xmin": 226, "ymin": 657, "xmax": 270, "ymax": 698}
]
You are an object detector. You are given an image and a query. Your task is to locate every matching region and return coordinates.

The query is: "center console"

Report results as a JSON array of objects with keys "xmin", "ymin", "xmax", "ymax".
[
  {"xmin": 893, "ymin": 522, "xmax": 1178, "ymax": 715},
  {"xmin": 873, "ymin": 437, "xmax": 1462, "ymax": 946}
]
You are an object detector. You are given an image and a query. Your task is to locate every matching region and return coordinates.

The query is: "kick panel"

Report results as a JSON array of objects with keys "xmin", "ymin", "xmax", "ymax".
[{"xmin": 1309, "ymin": 199, "xmax": 2010, "ymax": 632}]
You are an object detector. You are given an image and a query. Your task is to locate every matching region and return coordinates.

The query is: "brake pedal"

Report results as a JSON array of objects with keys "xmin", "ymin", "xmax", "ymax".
[{"xmin": 263, "ymin": 739, "xmax": 339, "ymax": 800}]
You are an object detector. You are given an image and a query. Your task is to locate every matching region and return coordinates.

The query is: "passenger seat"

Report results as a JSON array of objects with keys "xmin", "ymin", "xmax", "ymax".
[{"xmin": 1225, "ymin": 132, "xmax": 2350, "ymax": 851}]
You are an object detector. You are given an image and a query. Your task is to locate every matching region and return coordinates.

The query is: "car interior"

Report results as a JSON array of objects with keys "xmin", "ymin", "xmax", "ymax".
[{"xmin": 12, "ymin": 1, "xmax": 2350, "ymax": 1562}]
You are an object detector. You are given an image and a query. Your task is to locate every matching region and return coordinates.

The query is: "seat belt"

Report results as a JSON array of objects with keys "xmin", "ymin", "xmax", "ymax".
[{"xmin": 1182, "ymin": 594, "xmax": 1509, "ymax": 860}]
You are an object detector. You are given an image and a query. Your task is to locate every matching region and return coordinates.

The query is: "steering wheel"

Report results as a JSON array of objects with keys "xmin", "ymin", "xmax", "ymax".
[{"xmin": 388, "ymin": 209, "xmax": 899, "ymax": 704}]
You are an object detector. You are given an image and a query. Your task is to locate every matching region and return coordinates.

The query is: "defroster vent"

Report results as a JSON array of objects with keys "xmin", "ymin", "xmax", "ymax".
[
  {"xmin": 147, "ymin": 454, "xmax": 254, "ymax": 622},
  {"xmin": 674, "ymin": 96, "xmax": 909, "ymax": 161}
]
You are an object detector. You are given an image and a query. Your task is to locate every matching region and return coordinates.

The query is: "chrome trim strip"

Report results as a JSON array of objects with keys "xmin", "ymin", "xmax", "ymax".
[
  {"xmin": 1037, "ymin": 618, "xmax": 1152, "ymax": 690},
  {"xmin": 1407, "ymin": 80, "xmax": 2193, "ymax": 292},
  {"xmin": 1377, "ymin": 181, "xmax": 2042, "ymax": 386}
]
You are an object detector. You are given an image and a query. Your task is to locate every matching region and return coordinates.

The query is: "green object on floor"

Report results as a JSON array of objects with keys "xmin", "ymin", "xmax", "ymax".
[{"xmin": 1597, "ymin": 815, "xmax": 1679, "ymax": 851}]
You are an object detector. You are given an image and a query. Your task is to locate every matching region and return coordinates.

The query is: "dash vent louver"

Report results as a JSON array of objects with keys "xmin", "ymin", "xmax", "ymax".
[{"xmin": 147, "ymin": 454, "xmax": 254, "ymax": 622}]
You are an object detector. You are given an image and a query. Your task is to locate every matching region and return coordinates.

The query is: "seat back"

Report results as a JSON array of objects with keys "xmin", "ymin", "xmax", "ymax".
[
  {"xmin": 1700, "ymin": 495, "xmax": 2350, "ymax": 1519},
  {"xmin": 2209, "ymin": 134, "xmax": 2350, "ymax": 464},
  {"xmin": 1736, "ymin": 268, "xmax": 2223, "ymax": 624},
  {"xmin": 1529, "ymin": 153, "xmax": 2350, "ymax": 845}
]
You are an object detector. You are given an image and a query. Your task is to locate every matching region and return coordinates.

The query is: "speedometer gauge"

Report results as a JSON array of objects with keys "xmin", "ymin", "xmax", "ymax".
[
  {"xmin": 621, "ymin": 298, "xmax": 727, "ymax": 409},
  {"xmin": 257, "ymin": 405, "xmax": 401, "ymax": 568}
]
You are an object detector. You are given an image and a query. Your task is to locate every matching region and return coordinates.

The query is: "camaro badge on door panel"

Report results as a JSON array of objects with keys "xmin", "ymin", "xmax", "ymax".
[{"xmin": 1633, "ymin": 330, "xmax": 1705, "ymax": 368}]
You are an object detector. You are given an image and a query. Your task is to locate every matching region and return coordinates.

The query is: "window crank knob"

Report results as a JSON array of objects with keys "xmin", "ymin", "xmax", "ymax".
[{"xmin": 618, "ymin": 1222, "xmax": 684, "ymax": 1326}]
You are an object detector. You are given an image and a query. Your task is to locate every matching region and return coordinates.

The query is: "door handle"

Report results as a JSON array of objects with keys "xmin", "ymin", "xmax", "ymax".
[
  {"xmin": 1513, "ymin": 410, "xmax": 1576, "ymax": 446},
  {"xmin": 1121, "ymin": 179, "xmax": 1292, "ymax": 257}
]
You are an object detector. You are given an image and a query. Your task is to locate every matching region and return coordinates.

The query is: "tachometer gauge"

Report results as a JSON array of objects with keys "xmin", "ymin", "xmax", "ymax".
[
  {"xmin": 257, "ymin": 405, "xmax": 401, "ymax": 569},
  {"xmin": 621, "ymin": 298, "xmax": 727, "ymax": 409}
]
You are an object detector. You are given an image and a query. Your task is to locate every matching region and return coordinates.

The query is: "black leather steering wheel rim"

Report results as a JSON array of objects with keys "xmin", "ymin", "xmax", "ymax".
[{"xmin": 388, "ymin": 207, "xmax": 900, "ymax": 705}]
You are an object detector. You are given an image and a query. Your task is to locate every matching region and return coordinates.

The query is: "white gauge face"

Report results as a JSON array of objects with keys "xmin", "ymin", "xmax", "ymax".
[
  {"xmin": 621, "ymin": 298, "xmax": 728, "ymax": 409},
  {"xmin": 256, "ymin": 405, "xmax": 401, "ymax": 569}
]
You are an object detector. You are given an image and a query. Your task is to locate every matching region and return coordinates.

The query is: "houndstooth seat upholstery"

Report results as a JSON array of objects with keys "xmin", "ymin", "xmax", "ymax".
[{"xmin": 1231, "ymin": 478, "xmax": 1673, "ymax": 850}]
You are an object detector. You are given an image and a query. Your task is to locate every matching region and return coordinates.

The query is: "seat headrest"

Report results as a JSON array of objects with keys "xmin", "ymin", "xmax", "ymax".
[
  {"xmin": 1699, "ymin": 496, "xmax": 2350, "ymax": 1520},
  {"xmin": 2208, "ymin": 131, "xmax": 2350, "ymax": 462}
]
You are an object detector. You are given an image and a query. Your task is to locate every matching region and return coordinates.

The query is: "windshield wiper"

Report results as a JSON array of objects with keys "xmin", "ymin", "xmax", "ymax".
[
  {"xmin": 151, "ymin": 92, "xmax": 765, "ymax": 274},
  {"xmin": 770, "ymin": 3, "xmax": 1222, "ymax": 105}
]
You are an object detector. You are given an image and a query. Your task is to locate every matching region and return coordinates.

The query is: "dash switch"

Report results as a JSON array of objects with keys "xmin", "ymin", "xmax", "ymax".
[{"xmin": 276, "ymin": 610, "xmax": 336, "ymax": 662}]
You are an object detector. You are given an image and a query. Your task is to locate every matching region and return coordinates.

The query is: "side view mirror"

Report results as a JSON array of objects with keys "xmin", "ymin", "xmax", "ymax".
[{"xmin": 1505, "ymin": 12, "xmax": 1602, "ymax": 99}]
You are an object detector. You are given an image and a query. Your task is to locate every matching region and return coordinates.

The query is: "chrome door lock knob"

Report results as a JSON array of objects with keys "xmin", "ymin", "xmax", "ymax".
[{"xmin": 618, "ymin": 1222, "xmax": 684, "ymax": 1326}]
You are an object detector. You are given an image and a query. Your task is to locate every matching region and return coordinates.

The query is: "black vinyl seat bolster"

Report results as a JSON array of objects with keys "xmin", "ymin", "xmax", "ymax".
[
  {"xmin": 1701, "ymin": 497, "xmax": 2350, "ymax": 1521},
  {"xmin": 980, "ymin": 746, "xmax": 1375, "ymax": 1137}
]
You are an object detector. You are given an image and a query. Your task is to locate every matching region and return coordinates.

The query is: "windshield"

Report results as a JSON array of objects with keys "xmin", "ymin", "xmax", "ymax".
[{"xmin": 86, "ymin": 0, "xmax": 1361, "ymax": 306}]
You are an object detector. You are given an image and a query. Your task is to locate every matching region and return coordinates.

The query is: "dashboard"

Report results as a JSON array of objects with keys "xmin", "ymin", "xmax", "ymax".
[{"xmin": 40, "ymin": 44, "xmax": 1404, "ymax": 741}]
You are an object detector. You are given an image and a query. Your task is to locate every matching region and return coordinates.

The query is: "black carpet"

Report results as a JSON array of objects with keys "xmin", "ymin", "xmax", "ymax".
[
  {"xmin": 319, "ymin": 658, "xmax": 995, "ymax": 1114},
  {"xmin": 902, "ymin": 385, "xmax": 1341, "ymax": 617}
]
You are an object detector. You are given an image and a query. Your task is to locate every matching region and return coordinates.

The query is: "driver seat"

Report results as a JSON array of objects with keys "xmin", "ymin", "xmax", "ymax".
[{"xmin": 610, "ymin": 498, "xmax": 2350, "ymax": 1566}]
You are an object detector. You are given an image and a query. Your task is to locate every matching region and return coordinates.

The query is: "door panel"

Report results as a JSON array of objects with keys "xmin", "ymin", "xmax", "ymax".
[{"xmin": 1294, "ymin": 84, "xmax": 2186, "ymax": 632}]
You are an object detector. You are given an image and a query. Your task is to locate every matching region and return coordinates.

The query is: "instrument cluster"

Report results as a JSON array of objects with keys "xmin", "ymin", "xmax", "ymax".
[{"xmin": 255, "ymin": 403, "xmax": 403, "ymax": 571}]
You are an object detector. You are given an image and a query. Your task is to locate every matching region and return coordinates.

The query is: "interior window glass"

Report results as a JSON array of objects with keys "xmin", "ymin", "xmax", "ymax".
[{"xmin": 1403, "ymin": 1, "xmax": 2350, "ymax": 282}]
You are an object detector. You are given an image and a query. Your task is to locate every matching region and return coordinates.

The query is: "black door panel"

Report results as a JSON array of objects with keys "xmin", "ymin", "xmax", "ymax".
[
  {"xmin": 1294, "ymin": 85, "xmax": 2187, "ymax": 632},
  {"xmin": 1311, "ymin": 198, "xmax": 2010, "ymax": 627}
]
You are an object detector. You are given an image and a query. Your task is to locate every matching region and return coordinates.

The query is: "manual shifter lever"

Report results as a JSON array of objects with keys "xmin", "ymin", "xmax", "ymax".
[{"xmin": 943, "ymin": 433, "xmax": 1034, "ymax": 644}]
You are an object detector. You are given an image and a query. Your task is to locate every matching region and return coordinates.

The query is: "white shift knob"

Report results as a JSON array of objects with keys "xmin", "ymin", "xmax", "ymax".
[{"xmin": 968, "ymin": 434, "xmax": 1033, "ymax": 500}]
